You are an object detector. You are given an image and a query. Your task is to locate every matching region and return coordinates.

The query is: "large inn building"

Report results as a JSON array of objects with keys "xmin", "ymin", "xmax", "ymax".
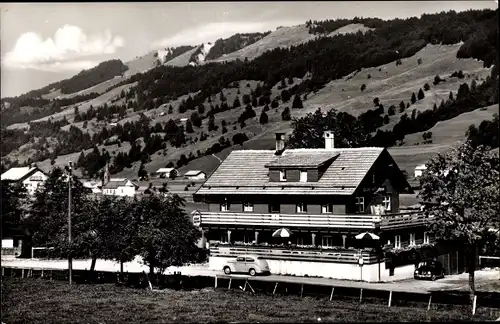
[{"xmin": 192, "ymin": 131, "xmax": 466, "ymax": 282}]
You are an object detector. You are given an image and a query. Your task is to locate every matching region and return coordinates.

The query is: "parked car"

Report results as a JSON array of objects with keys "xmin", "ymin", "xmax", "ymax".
[
  {"xmin": 223, "ymin": 255, "xmax": 270, "ymax": 276},
  {"xmin": 414, "ymin": 260, "xmax": 445, "ymax": 281}
]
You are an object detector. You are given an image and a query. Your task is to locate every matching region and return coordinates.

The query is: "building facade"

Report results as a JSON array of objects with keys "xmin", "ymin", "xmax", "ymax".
[
  {"xmin": 102, "ymin": 178, "xmax": 138, "ymax": 197},
  {"xmin": 184, "ymin": 170, "xmax": 206, "ymax": 180},
  {"xmin": 1, "ymin": 166, "xmax": 48, "ymax": 196},
  {"xmin": 192, "ymin": 132, "xmax": 460, "ymax": 282}
]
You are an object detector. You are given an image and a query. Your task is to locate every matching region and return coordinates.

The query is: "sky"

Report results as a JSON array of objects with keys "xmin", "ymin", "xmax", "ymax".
[{"xmin": 1, "ymin": 1, "xmax": 497, "ymax": 98}]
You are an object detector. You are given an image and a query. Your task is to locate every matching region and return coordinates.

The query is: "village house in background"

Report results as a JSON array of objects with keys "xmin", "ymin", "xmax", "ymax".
[
  {"xmin": 414, "ymin": 164, "xmax": 427, "ymax": 178},
  {"xmin": 1, "ymin": 166, "xmax": 48, "ymax": 196},
  {"xmin": 192, "ymin": 131, "xmax": 468, "ymax": 282},
  {"xmin": 1, "ymin": 166, "xmax": 48, "ymax": 255},
  {"xmin": 184, "ymin": 170, "xmax": 207, "ymax": 180},
  {"xmin": 155, "ymin": 167, "xmax": 180, "ymax": 179},
  {"xmin": 101, "ymin": 178, "xmax": 139, "ymax": 197}
]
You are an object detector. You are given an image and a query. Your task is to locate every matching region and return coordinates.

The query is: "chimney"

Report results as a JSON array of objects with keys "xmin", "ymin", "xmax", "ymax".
[
  {"xmin": 324, "ymin": 131, "xmax": 335, "ymax": 150},
  {"xmin": 275, "ymin": 133, "xmax": 285, "ymax": 154}
]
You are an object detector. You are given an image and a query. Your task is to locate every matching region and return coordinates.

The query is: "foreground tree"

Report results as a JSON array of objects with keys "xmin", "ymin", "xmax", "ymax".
[
  {"xmin": 133, "ymin": 194, "xmax": 203, "ymax": 284},
  {"xmin": 0, "ymin": 181, "xmax": 28, "ymax": 254},
  {"xmin": 419, "ymin": 142, "xmax": 500, "ymax": 308},
  {"xmin": 28, "ymin": 167, "xmax": 90, "ymax": 261}
]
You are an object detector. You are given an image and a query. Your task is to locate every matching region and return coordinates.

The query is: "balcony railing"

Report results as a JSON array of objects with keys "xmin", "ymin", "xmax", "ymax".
[
  {"xmin": 199, "ymin": 211, "xmax": 378, "ymax": 229},
  {"xmin": 197, "ymin": 211, "xmax": 427, "ymax": 230},
  {"xmin": 380, "ymin": 212, "xmax": 428, "ymax": 229},
  {"xmin": 210, "ymin": 245, "xmax": 380, "ymax": 264}
]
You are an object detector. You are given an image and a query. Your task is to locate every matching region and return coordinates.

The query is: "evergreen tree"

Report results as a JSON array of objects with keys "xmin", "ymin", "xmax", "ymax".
[
  {"xmin": 190, "ymin": 112, "xmax": 202, "ymax": 127},
  {"xmin": 383, "ymin": 115, "xmax": 390, "ymax": 124},
  {"xmin": 271, "ymin": 99, "xmax": 279, "ymax": 109},
  {"xmin": 424, "ymin": 83, "xmax": 430, "ymax": 91},
  {"xmin": 411, "ymin": 92, "xmax": 417, "ymax": 104},
  {"xmin": 399, "ymin": 101, "xmax": 406, "ymax": 113},
  {"xmin": 281, "ymin": 107, "xmax": 291, "ymax": 121},
  {"xmin": 388, "ymin": 105, "xmax": 396, "ymax": 116},
  {"xmin": 292, "ymin": 94, "xmax": 304, "ymax": 109},
  {"xmin": 418, "ymin": 88, "xmax": 425, "ymax": 100},
  {"xmin": 232, "ymin": 96, "xmax": 241, "ymax": 108},
  {"xmin": 197, "ymin": 104, "xmax": 205, "ymax": 115},
  {"xmin": 259, "ymin": 111, "xmax": 269, "ymax": 124},
  {"xmin": 449, "ymin": 91, "xmax": 454, "ymax": 101},
  {"xmin": 208, "ymin": 115, "xmax": 217, "ymax": 131},
  {"xmin": 185, "ymin": 120, "xmax": 194, "ymax": 133},
  {"xmin": 138, "ymin": 162, "xmax": 148, "ymax": 180}
]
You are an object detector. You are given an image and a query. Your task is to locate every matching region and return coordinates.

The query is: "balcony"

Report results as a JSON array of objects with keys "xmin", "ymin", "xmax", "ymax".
[
  {"xmin": 380, "ymin": 212, "xmax": 428, "ymax": 229},
  {"xmin": 196, "ymin": 211, "xmax": 427, "ymax": 231},
  {"xmin": 210, "ymin": 245, "xmax": 380, "ymax": 264}
]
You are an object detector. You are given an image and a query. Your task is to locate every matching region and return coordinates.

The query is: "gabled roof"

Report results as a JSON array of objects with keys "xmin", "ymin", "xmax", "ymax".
[
  {"xmin": 102, "ymin": 179, "xmax": 138, "ymax": 190},
  {"xmin": 1, "ymin": 167, "xmax": 45, "ymax": 182},
  {"xmin": 415, "ymin": 164, "xmax": 427, "ymax": 170},
  {"xmin": 264, "ymin": 151, "xmax": 339, "ymax": 168},
  {"xmin": 195, "ymin": 147, "xmax": 392, "ymax": 196},
  {"xmin": 156, "ymin": 168, "xmax": 177, "ymax": 173},
  {"xmin": 185, "ymin": 170, "xmax": 205, "ymax": 176}
]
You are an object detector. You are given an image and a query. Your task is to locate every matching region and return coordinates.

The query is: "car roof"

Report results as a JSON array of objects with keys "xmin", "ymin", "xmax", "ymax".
[{"xmin": 236, "ymin": 254, "xmax": 260, "ymax": 259}]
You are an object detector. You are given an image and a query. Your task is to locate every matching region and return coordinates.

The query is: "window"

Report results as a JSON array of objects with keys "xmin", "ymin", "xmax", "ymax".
[
  {"xmin": 245, "ymin": 257, "xmax": 255, "ymax": 262},
  {"xmin": 383, "ymin": 196, "xmax": 391, "ymax": 211},
  {"xmin": 296, "ymin": 237, "xmax": 304, "ymax": 245},
  {"xmin": 322, "ymin": 236, "xmax": 334, "ymax": 247},
  {"xmin": 243, "ymin": 202, "xmax": 254, "ymax": 212},
  {"xmin": 221, "ymin": 233, "xmax": 229, "ymax": 243},
  {"xmin": 269, "ymin": 203, "xmax": 280, "ymax": 213},
  {"xmin": 243, "ymin": 234, "xmax": 252, "ymax": 244},
  {"xmin": 355, "ymin": 197, "xmax": 365, "ymax": 213},
  {"xmin": 300, "ymin": 170, "xmax": 308, "ymax": 182},
  {"xmin": 409, "ymin": 233, "xmax": 416, "ymax": 246},
  {"xmin": 236, "ymin": 256, "xmax": 245, "ymax": 262},
  {"xmin": 394, "ymin": 235, "xmax": 401, "ymax": 248},
  {"xmin": 424, "ymin": 232, "xmax": 430, "ymax": 244},
  {"xmin": 321, "ymin": 204, "xmax": 334, "ymax": 213},
  {"xmin": 296, "ymin": 203, "xmax": 307, "ymax": 213},
  {"xmin": 220, "ymin": 199, "xmax": 230, "ymax": 212},
  {"xmin": 279, "ymin": 169, "xmax": 287, "ymax": 181}
]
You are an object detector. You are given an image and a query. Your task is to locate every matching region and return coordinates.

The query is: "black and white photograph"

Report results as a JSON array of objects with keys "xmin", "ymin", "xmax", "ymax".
[{"xmin": 1, "ymin": 1, "xmax": 499, "ymax": 323}]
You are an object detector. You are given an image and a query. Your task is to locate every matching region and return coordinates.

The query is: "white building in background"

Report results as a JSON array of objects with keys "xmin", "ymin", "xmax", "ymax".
[
  {"xmin": 0, "ymin": 166, "xmax": 48, "ymax": 195},
  {"xmin": 155, "ymin": 168, "xmax": 179, "ymax": 179},
  {"xmin": 414, "ymin": 164, "xmax": 427, "ymax": 178},
  {"xmin": 102, "ymin": 178, "xmax": 138, "ymax": 197},
  {"xmin": 184, "ymin": 170, "xmax": 206, "ymax": 180}
]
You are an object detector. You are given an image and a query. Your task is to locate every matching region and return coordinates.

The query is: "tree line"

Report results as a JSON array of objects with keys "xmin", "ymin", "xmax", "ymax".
[{"xmin": 2, "ymin": 167, "xmax": 206, "ymax": 283}]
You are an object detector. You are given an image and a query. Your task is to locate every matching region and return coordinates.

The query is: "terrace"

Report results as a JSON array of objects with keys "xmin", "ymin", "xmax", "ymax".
[{"xmin": 196, "ymin": 210, "xmax": 428, "ymax": 231}]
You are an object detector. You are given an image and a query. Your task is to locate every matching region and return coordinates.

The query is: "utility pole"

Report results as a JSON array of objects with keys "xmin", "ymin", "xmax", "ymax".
[{"xmin": 68, "ymin": 161, "xmax": 73, "ymax": 285}]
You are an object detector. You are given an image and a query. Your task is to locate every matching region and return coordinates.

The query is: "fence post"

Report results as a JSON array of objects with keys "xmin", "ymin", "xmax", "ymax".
[
  {"xmin": 228, "ymin": 278, "xmax": 232, "ymax": 290},
  {"xmin": 21, "ymin": 269, "xmax": 25, "ymax": 278},
  {"xmin": 273, "ymin": 282, "xmax": 278, "ymax": 295},
  {"xmin": 359, "ymin": 288, "xmax": 363, "ymax": 303},
  {"xmin": 456, "ymin": 251, "xmax": 459, "ymax": 273},
  {"xmin": 427, "ymin": 295, "xmax": 432, "ymax": 311},
  {"xmin": 300, "ymin": 284, "xmax": 304, "ymax": 298},
  {"xmin": 214, "ymin": 275, "xmax": 218, "ymax": 288},
  {"xmin": 41, "ymin": 268, "xmax": 44, "ymax": 278},
  {"xmin": 330, "ymin": 287, "xmax": 335, "ymax": 301},
  {"xmin": 1, "ymin": 267, "xmax": 4, "ymax": 277},
  {"xmin": 388, "ymin": 291, "xmax": 393, "ymax": 307},
  {"xmin": 472, "ymin": 295, "xmax": 477, "ymax": 316}
]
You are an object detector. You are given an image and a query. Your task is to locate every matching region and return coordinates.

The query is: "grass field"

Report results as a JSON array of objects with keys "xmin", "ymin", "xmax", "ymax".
[{"xmin": 2, "ymin": 278, "xmax": 497, "ymax": 323}]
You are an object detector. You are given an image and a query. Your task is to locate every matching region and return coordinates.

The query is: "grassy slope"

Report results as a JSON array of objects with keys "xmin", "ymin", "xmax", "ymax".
[
  {"xmin": 2, "ymin": 278, "xmax": 496, "ymax": 323},
  {"xmin": 327, "ymin": 23, "xmax": 374, "ymax": 37},
  {"xmin": 7, "ymin": 43, "xmax": 492, "ymax": 182},
  {"xmin": 208, "ymin": 25, "xmax": 319, "ymax": 64},
  {"xmin": 165, "ymin": 47, "xmax": 200, "ymax": 67}
]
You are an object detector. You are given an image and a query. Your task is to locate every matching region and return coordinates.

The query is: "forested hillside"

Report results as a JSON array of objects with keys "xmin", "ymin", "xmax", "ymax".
[{"xmin": 0, "ymin": 9, "xmax": 497, "ymax": 180}]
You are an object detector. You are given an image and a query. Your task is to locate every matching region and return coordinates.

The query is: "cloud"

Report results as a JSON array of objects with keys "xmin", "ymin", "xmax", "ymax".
[
  {"xmin": 152, "ymin": 20, "xmax": 301, "ymax": 48},
  {"xmin": 2, "ymin": 24, "xmax": 126, "ymax": 71}
]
